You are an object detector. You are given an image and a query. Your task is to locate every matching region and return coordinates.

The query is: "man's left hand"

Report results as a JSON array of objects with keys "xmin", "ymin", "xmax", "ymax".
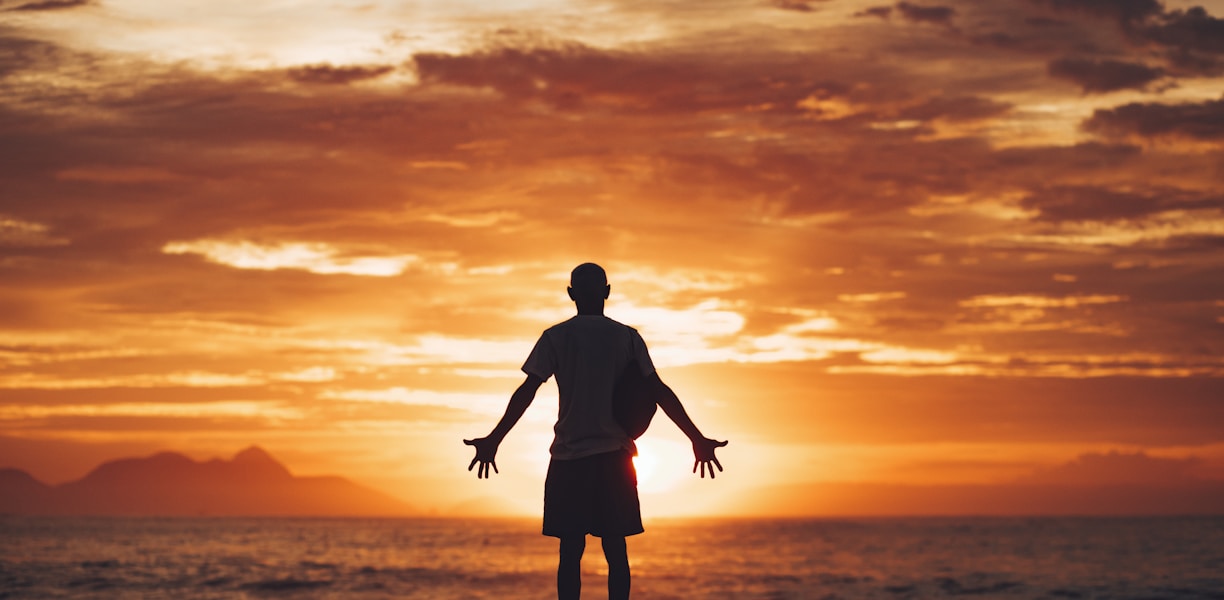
[
  {"xmin": 691, "ymin": 437, "xmax": 728, "ymax": 479},
  {"xmin": 464, "ymin": 437, "xmax": 501, "ymax": 479}
]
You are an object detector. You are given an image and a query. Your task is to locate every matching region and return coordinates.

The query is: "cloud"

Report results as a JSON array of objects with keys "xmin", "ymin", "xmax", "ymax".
[
  {"xmin": 897, "ymin": 95, "xmax": 1012, "ymax": 122},
  {"xmin": 1047, "ymin": 57, "xmax": 1164, "ymax": 92},
  {"xmin": 273, "ymin": 367, "xmax": 337, "ymax": 382},
  {"xmin": 7, "ymin": 0, "xmax": 92, "ymax": 11},
  {"xmin": 859, "ymin": 347, "xmax": 958, "ymax": 364},
  {"xmin": 895, "ymin": 2, "xmax": 956, "ymax": 25},
  {"xmin": 838, "ymin": 292, "xmax": 907, "ymax": 303},
  {"xmin": 410, "ymin": 43, "xmax": 861, "ymax": 117},
  {"xmin": 0, "ymin": 371, "xmax": 266, "ymax": 389},
  {"xmin": 297, "ymin": 336, "xmax": 534, "ymax": 368},
  {"xmin": 1016, "ymin": 450, "xmax": 1205, "ymax": 485},
  {"xmin": 959, "ymin": 294, "xmax": 1126, "ymax": 308},
  {"xmin": 950, "ymin": 294, "xmax": 1133, "ymax": 338},
  {"xmin": 767, "ymin": 0, "xmax": 828, "ymax": 12},
  {"xmin": 0, "ymin": 216, "xmax": 67, "ymax": 247},
  {"xmin": 318, "ymin": 388, "xmax": 509, "ymax": 417},
  {"xmin": 697, "ymin": 361, "xmax": 1224, "ymax": 445},
  {"xmin": 855, "ymin": 6, "xmax": 893, "ymax": 19},
  {"xmin": 1034, "ymin": 1, "xmax": 1224, "ymax": 75},
  {"xmin": 0, "ymin": 401, "xmax": 301, "ymax": 420},
  {"xmin": 55, "ymin": 166, "xmax": 186, "ymax": 183},
  {"xmin": 1010, "ymin": 208, "xmax": 1224, "ymax": 247},
  {"xmin": 1032, "ymin": 0, "xmax": 1163, "ymax": 25},
  {"xmin": 285, "ymin": 64, "xmax": 395, "ymax": 85},
  {"xmin": 412, "ymin": 45, "xmax": 643, "ymax": 111},
  {"xmin": 410, "ymin": 161, "xmax": 470, "ymax": 171},
  {"xmin": 162, "ymin": 240, "xmax": 419, "ymax": 277},
  {"xmin": 1140, "ymin": 7, "xmax": 1224, "ymax": 57},
  {"xmin": 1020, "ymin": 186, "xmax": 1165, "ymax": 222},
  {"xmin": 854, "ymin": 2, "xmax": 954, "ymax": 25},
  {"xmin": 1083, "ymin": 95, "xmax": 1224, "ymax": 140}
]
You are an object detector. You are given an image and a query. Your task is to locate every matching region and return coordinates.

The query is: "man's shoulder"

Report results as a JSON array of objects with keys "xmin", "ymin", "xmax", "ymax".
[
  {"xmin": 542, "ymin": 317, "xmax": 578, "ymax": 335},
  {"xmin": 593, "ymin": 315, "xmax": 639, "ymax": 333},
  {"xmin": 544, "ymin": 316, "xmax": 639, "ymax": 336}
]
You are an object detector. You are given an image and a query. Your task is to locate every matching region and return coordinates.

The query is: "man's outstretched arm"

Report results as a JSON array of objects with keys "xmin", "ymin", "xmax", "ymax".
[
  {"xmin": 650, "ymin": 373, "xmax": 728, "ymax": 479},
  {"xmin": 464, "ymin": 374, "xmax": 545, "ymax": 479}
]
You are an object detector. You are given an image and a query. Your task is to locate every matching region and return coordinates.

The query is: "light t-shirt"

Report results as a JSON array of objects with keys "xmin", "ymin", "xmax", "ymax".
[{"xmin": 522, "ymin": 315, "xmax": 656, "ymax": 461}]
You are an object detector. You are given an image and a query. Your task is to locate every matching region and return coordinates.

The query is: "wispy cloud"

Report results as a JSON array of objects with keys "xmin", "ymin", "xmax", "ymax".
[
  {"xmin": 0, "ymin": 371, "xmax": 265, "ymax": 389},
  {"xmin": 959, "ymin": 294, "xmax": 1127, "ymax": 308},
  {"xmin": 7, "ymin": 0, "xmax": 93, "ymax": 12},
  {"xmin": 0, "ymin": 401, "xmax": 301, "ymax": 420},
  {"xmin": 0, "ymin": 216, "xmax": 68, "ymax": 247},
  {"xmin": 162, "ymin": 240, "xmax": 418, "ymax": 277}
]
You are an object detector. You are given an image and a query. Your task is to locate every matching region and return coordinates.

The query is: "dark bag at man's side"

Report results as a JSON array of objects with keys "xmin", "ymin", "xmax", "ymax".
[{"xmin": 613, "ymin": 359, "xmax": 657, "ymax": 439}]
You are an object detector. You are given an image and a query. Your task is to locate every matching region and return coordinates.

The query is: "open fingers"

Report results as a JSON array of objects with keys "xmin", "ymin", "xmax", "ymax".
[
  {"xmin": 716, "ymin": 439, "xmax": 729, "ymax": 448},
  {"xmin": 464, "ymin": 439, "xmax": 476, "ymax": 446},
  {"xmin": 475, "ymin": 460, "xmax": 498, "ymax": 479},
  {"xmin": 691, "ymin": 460, "xmax": 721, "ymax": 479},
  {"xmin": 468, "ymin": 457, "xmax": 478, "ymax": 472}
]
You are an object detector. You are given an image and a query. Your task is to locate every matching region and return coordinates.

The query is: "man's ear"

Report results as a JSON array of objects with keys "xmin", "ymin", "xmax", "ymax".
[
  {"xmin": 567, "ymin": 286, "xmax": 576, "ymax": 301},
  {"xmin": 603, "ymin": 284, "xmax": 611, "ymax": 299}
]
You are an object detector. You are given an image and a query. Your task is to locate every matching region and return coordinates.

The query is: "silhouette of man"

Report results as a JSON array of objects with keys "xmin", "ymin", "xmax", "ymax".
[{"xmin": 465, "ymin": 262, "xmax": 728, "ymax": 600}]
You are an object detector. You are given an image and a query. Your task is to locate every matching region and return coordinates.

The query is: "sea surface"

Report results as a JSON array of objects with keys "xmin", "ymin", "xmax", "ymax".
[{"xmin": 1, "ymin": 516, "xmax": 1221, "ymax": 599}]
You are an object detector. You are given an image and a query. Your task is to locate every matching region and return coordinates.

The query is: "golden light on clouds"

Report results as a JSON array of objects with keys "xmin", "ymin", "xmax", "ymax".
[
  {"xmin": 163, "ymin": 240, "xmax": 418, "ymax": 277},
  {"xmin": 838, "ymin": 292, "xmax": 907, "ymax": 303},
  {"xmin": 0, "ymin": 401, "xmax": 302, "ymax": 421},
  {"xmin": 318, "ymin": 388, "xmax": 513, "ymax": 418},
  {"xmin": 2, "ymin": 0, "xmax": 1223, "ymax": 516},
  {"xmin": 0, "ymin": 216, "xmax": 68, "ymax": 247},
  {"xmin": 959, "ymin": 294, "xmax": 1128, "ymax": 308}
]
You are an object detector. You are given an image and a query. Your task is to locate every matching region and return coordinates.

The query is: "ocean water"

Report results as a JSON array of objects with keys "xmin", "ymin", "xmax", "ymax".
[{"xmin": 1, "ymin": 516, "xmax": 1222, "ymax": 599}]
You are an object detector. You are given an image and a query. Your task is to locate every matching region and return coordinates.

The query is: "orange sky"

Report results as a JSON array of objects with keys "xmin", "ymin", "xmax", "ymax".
[{"xmin": 2, "ymin": 0, "xmax": 1223, "ymax": 516}]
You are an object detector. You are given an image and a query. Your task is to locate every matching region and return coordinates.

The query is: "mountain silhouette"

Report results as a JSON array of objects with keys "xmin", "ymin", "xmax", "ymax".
[
  {"xmin": 0, "ymin": 446, "xmax": 413, "ymax": 516},
  {"xmin": 0, "ymin": 467, "xmax": 53, "ymax": 514}
]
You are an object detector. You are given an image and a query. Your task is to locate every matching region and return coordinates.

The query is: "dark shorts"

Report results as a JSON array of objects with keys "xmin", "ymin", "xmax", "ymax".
[{"xmin": 543, "ymin": 449, "xmax": 644, "ymax": 539}]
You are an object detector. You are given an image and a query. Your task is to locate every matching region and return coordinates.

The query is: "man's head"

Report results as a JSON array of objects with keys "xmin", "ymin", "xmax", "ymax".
[{"xmin": 568, "ymin": 263, "xmax": 610, "ymax": 306}]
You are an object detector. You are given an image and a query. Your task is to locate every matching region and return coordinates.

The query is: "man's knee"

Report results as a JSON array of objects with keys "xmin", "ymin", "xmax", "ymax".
[
  {"xmin": 601, "ymin": 536, "xmax": 628, "ymax": 564},
  {"xmin": 560, "ymin": 536, "xmax": 586, "ymax": 562}
]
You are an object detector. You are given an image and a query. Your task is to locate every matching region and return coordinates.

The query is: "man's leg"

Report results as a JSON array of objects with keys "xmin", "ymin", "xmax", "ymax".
[
  {"xmin": 558, "ymin": 535, "xmax": 585, "ymax": 600},
  {"xmin": 601, "ymin": 536, "xmax": 630, "ymax": 600}
]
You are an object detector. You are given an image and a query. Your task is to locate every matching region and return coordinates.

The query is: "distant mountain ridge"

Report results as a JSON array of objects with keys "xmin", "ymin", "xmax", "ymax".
[{"xmin": 0, "ymin": 446, "xmax": 413, "ymax": 516}]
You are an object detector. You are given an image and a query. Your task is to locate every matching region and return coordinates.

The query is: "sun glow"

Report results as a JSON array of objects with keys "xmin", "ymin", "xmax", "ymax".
[
  {"xmin": 632, "ymin": 451, "xmax": 656, "ymax": 488},
  {"xmin": 634, "ymin": 438, "xmax": 692, "ymax": 494}
]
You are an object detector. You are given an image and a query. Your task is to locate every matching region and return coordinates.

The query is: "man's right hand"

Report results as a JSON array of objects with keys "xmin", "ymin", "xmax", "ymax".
[
  {"xmin": 691, "ymin": 437, "xmax": 728, "ymax": 479},
  {"xmin": 464, "ymin": 437, "xmax": 501, "ymax": 479}
]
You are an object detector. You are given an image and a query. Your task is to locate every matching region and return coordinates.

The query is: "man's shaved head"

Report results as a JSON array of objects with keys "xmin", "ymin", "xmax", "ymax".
[
  {"xmin": 568, "ymin": 263, "xmax": 610, "ymax": 309},
  {"xmin": 570, "ymin": 263, "xmax": 608, "ymax": 291}
]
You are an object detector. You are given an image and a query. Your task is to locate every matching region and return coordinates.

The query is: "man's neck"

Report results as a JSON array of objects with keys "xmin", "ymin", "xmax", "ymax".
[{"xmin": 575, "ymin": 302, "xmax": 604, "ymax": 316}]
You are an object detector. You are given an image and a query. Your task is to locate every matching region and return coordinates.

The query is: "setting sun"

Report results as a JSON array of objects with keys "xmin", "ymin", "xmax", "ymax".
[{"xmin": 633, "ymin": 439, "xmax": 694, "ymax": 495}]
